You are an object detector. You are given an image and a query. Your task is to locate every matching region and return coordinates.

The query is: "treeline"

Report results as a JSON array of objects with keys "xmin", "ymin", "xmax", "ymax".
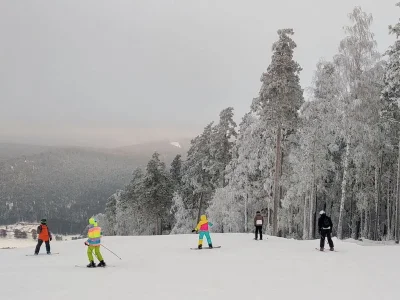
[{"xmin": 102, "ymin": 5, "xmax": 400, "ymax": 241}]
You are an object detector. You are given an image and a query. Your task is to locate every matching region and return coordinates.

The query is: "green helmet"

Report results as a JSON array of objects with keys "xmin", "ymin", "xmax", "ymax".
[
  {"xmin": 89, "ymin": 218, "xmax": 97, "ymax": 226},
  {"xmin": 40, "ymin": 219, "xmax": 47, "ymax": 225}
]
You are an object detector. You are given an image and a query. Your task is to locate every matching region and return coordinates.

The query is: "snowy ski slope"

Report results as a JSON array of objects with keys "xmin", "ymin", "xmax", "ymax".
[{"xmin": 0, "ymin": 233, "xmax": 398, "ymax": 300}]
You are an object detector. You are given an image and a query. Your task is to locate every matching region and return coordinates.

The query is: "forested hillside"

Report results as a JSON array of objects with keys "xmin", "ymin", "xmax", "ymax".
[
  {"xmin": 102, "ymin": 6, "xmax": 400, "ymax": 241},
  {"xmin": 0, "ymin": 142, "xmax": 187, "ymax": 233}
]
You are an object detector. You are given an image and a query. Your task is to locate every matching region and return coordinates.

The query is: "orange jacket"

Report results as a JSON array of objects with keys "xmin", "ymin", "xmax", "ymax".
[{"xmin": 38, "ymin": 225, "xmax": 52, "ymax": 241}]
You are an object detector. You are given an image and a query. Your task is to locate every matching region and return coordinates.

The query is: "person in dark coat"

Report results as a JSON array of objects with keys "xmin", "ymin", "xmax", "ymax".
[
  {"xmin": 318, "ymin": 211, "xmax": 334, "ymax": 251},
  {"xmin": 254, "ymin": 211, "xmax": 264, "ymax": 240}
]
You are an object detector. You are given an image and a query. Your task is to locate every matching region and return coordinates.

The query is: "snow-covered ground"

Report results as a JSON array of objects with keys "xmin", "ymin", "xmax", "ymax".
[{"xmin": 0, "ymin": 233, "xmax": 398, "ymax": 300}]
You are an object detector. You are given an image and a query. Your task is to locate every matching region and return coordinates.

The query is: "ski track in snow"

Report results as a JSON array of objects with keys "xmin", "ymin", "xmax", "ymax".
[{"xmin": 0, "ymin": 233, "xmax": 398, "ymax": 300}]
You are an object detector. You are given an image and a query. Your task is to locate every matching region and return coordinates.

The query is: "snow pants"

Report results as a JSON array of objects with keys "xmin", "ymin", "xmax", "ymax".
[
  {"xmin": 198, "ymin": 231, "xmax": 212, "ymax": 246},
  {"xmin": 35, "ymin": 239, "xmax": 50, "ymax": 254},
  {"xmin": 255, "ymin": 226, "xmax": 263, "ymax": 240},
  {"xmin": 320, "ymin": 229, "xmax": 334, "ymax": 249},
  {"xmin": 87, "ymin": 245, "xmax": 103, "ymax": 262}
]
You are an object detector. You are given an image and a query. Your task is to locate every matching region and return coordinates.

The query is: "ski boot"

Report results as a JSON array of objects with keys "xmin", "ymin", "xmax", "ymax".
[
  {"xmin": 330, "ymin": 247, "xmax": 334, "ymax": 251},
  {"xmin": 87, "ymin": 261, "xmax": 96, "ymax": 268},
  {"xmin": 320, "ymin": 247, "xmax": 324, "ymax": 252},
  {"xmin": 47, "ymin": 252, "xmax": 51, "ymax": 255},
  {"xmin": 198, "ymin": 244, "xmax": 202, "ymax": 249},
  {"xmin": 208, "ymin": 244, "xmax": 213, "ymax": 249},
  {"xmin": 97, "ymin": 260, "xmax": 106, "ymax": 267}
]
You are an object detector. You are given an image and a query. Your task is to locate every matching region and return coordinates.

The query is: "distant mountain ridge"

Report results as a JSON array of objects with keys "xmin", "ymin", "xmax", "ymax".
[{"xmin": 0, "ymin": 139, "xmax": 189, "ymax": 233}]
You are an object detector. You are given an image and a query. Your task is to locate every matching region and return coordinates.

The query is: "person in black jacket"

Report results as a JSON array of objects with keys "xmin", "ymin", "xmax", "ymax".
[
  {"xmin": 318, "ymin": 211, "xmax": 334, "ymax": 251},
  {"xmin": 254, "ymin": 211, "xmax": 264, "ymax": 240}
]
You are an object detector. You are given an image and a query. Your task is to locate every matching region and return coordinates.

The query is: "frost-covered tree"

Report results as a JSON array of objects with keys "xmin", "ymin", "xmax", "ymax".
[
  {"xmin": 206, "ymin": 186, "xmax": 240, "ymax": 232},
  {"xmin": 142, "ymin": 152, "xmax": 173, "ymax": 235},
  {"xmin": 105, "ymin": 191, "xmax": 121, "ymax": 236},
  {"xmin": 223, "ymin": 113, "xmax": 273, "ymax": 233},
  {"xmin": 170, "ymin": 192, "xmax": 196, "ymax": 234},
  {"xmin": 170, "ymin": 154, "xmax": 183, "ymax": 188},
  {"xmin": 182, "ymin": 123, "xmax": 215, "ymax": 221},
  {"xmin": 210, "ymin": 107, "xmax": 237, "ymax": 188},
  {"xmin": 333, "ymin": 7, "xmax": 381, "ymax": 239},
  {"xmin": 285, "ymin": 61, "xmax": 340, "ymax": 239},
  {"xmin": 252, "ymin": 29, "xmax": 304, "ymax": 235},
  {"xmin": 381, "ymin": 2, "xmax": 400, "ymax": 241}
]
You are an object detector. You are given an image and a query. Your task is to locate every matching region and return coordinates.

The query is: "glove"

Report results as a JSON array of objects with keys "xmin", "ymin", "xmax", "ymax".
[
  {"xmin": 50, "ymin": 237, "xmax": 52, "ymax": 241},
  {"xmin": 84, "ymin": 242, "xmax": 89, "ymax": 246},
  {"xmin": 192, "ymin": 229, "xmax": 196, "ymax": 233}
]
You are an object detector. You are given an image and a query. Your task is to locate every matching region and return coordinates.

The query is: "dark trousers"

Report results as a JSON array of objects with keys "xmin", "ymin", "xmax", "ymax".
[
  {"xmin": 320, "ymin": 229, "xmax": 334, "ymax": 249},
  {"xmin": 35, "ymin": 239, "xmax": 50, "ymax": 254},
  {"xmin": 255, "ymin": 226, "xmax": 263, "ymax": 240}
]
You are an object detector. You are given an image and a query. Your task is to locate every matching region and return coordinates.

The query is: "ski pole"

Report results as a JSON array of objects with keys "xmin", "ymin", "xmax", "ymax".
[{"xmin": 102, "ymin": 244, "xmax": 122, "ymax": 260}]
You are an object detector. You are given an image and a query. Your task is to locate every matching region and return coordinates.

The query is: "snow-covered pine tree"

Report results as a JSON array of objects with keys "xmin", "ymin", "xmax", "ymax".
[
  {"xmin": 182, "ymin": 123, "xmax": 215, "ymax": 222},
  {"xmin": 170, "ymin": 192, "xmax": 196, "ymax": 234},
  {"xmin": 170, "ymin": 154, "xmax": 183, "ymax": 189},
  {"xmin": 285, "ymin": 61, "xmax": 339, "ymax": 239},
  {"xmin": 206, "ymin": 186, "xmax": 239, "ymax": 233},
  {"xmin": 252, "ymin": 29, "xmax": 304, "ymax": 236},
  {"xmin": 116, "ymin": 168, "xmax": 153, "ymax": 235},
  {"xmin": 209, "ymin": 107, "xmax": 237, "ymax": 188},
  {"xmin": 142, "ymin": 152, "xmax": 173, "ymax": 235},
  {"xmin": 105, "ymin": 190, "xmax": 122, "ymax": 236},
  {"xmin": 223, "ymin": 112, "xmax": 273, "ymax": 233}
]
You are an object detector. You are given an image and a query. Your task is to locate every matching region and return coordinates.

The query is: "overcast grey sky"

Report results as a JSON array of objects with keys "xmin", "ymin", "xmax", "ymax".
[{"xmin": 0, "ymin": 0, "xmax": 398, "ymax": 147}]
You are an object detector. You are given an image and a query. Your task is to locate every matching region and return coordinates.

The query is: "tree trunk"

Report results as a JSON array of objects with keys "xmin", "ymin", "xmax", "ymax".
[
  {"xmin": 313, "ymin": 184, "xmax": 318, "ymax": 239},
  {"xmin": 244, "ymin": 194, "xmax": 248, "ymax": 233},
  {"xmin": 309, "ymin": 159, "xmax": 315, "ymax": 239},
  {"xmin": 289, "ymin": 206, "xmax": 293, "ymax": 237},
  {"xmin": 197, "ymin": 192, "xmax": 204, "ymax": 223},
  {"xmin": 360, "ymin": 210, "xmax": 363, "ymax": 239},
  {"xmin": 303, "ymin": 192, "xmax": 308, "ymax": 239},
  {"xmin": 387, "ymin": 181, "xmax": 391, "ymax": 239},
  {"xmin": 374, "ymin": 167, "xmax": 379, "ymax": 240},
  {"xmin": 338, "ymin": 142, "xmax": 350, "ymax": 239},
  {"xmin": 374, "ymin": 151, "xmax": 383, "ymax": 240},
  {"xmin": 272, "ymin": 126, "xmax": 282, "ymax": 236},
  {"xmin": 396, "ymin": 139, "xmax": 400, "ymax": 242}
]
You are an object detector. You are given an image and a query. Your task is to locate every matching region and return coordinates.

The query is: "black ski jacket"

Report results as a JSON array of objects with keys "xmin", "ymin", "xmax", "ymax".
[{"xmin": 318, "ymin": 215, "xmax": 333, "ymax": 232}]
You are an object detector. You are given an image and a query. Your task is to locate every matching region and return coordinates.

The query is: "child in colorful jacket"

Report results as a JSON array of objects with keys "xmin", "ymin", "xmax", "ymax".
[
  {"xmin": 192, "ymin": 215, "xmax": 213, "ymax": 249},
  {"xmin": 85, "ymin": 218, "xmax": 106, "ymax": 268}
]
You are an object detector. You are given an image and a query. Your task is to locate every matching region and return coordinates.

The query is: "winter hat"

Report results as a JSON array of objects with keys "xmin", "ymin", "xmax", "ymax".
[
  {"xmin": 40, "ymin": 219, "xmax": 47, "ymax": 225},
  {"xmin": 89, "ymin": 218, "xmax": 97, "ymax": 226},
  {"xmin": 319, "ymin": 210, "xmax": 326, "ymax": 215}
]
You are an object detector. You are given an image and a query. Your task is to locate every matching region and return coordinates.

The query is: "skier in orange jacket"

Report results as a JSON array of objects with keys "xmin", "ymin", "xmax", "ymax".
[{"xmin": 34, "ymin": 219, "xmax": 52, "ymax": 255}]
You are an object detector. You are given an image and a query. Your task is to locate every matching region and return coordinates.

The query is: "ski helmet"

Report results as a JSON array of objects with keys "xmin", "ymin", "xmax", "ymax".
[
  {"xmin": 89, "ymin": 218, "xmax": 97, "ymax": 226},
  {"xmin": 40, "ymin": 218, "xmax": 47, "ymax": 224},
  {"xmin": 319, "ymin": 210, "xmax": 326, "ymax": 215}
]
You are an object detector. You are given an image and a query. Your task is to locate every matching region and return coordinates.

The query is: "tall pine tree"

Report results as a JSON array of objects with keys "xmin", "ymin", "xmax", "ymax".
[{"xmin": 252, "ymin": 29, "xmax": 304, "ymax": 235}]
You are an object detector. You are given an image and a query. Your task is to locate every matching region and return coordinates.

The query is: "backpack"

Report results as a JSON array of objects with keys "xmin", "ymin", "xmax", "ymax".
[{"xmin": 323, "ymin": 216, "xmax": 330, "ymax": 227}]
